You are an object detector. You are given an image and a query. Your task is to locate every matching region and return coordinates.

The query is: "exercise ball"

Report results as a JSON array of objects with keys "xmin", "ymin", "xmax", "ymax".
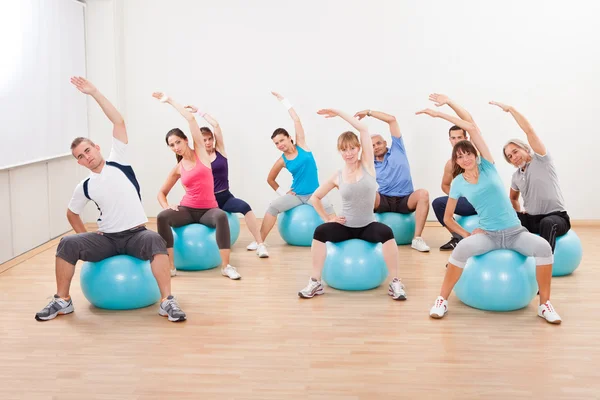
[
  {"xmin": 172, "ymin": 224, "xmax": 222, "ymax": 271},
  {"xmin": 374, "ymin": 212, "xmax": 415, "ymax": 245},
  {"xmin": 454, "ymin": 249, "xmax": 538, "ymax": 311},
  {"xmin": 552, "ymin": 230, "xmax": 583, "ymax": 277},
  {"xmin": 455, "ymin": 214, "xmax": 479, "ymax": 234},
  {"xmin": 80, "ymin": 255, "xmax": 161, "ymax": 310},
  {"xmin": 322, "ymin": 239, "xmax": 388, "ymax": 291},
  {"xmin": 226, "ymin": 212, "xmax": 241, "ymax": 245},
  {"xmin": 277, "ymin": 204, "xmax": 324, "ymax": 246}
]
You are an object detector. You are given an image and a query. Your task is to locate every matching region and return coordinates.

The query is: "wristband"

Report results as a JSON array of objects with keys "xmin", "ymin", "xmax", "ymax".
[
  {"xmin": 276, "ymin": 188, "xmax": 287, "ymax": 196},
  {"xmin": 159, "ymin": 94, "xmax": 169, "ymax": 103},
  {"xmin": 280, "ymin": 98, "xmax": 292, "ymax": 110}
]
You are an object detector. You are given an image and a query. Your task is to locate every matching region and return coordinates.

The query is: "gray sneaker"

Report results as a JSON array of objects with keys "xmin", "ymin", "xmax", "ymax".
[
  {"xmin": 35, "ymin": 295, "xmax": 74, "ymax": 321},
  {"xmin": 298, "ymin": 278, "xmax": 324, "ymax": 298},
  {"xmin": 159, "ymin": 295, "xmax": 187, "ymax": 322}
]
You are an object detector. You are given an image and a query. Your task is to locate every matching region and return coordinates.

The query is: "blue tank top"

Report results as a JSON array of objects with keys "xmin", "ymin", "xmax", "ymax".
[{"xmin": 282, "ymin": 146, "xmax": 320, "ymax": 195}]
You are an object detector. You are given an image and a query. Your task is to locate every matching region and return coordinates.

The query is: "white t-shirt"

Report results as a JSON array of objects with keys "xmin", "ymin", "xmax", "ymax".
[{"xmin": 68, "ymin": 138, "xmax": 148, "ymax": 233}]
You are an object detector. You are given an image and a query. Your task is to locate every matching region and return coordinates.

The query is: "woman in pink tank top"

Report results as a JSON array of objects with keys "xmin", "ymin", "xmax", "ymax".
[{"xmin": 152, "ymin": 92, "xmax": 241, "ymax": 280}]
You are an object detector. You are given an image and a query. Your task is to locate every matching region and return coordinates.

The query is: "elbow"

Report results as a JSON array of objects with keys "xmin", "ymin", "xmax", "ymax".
[
  {"xmin": 443, "ymin": 216, "xmax": 453, "ymax": 226},
  {"xmin": 387, "ymin": 116, "xmax": 397, "ymax": 123}
]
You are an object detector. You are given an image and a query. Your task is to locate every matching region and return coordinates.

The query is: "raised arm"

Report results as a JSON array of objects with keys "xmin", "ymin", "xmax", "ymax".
[
  {"xmin": 157, "ymin": 166, "xmax": 182, "ymax": 210},
  {"xmin": 429, "ymin": 93, "xmax": 474, "ymax": 124},
  {"xmin": 318, "ymin": 109, "xmax": 374, "ymax": 174},
  {"xmin": 272, "ymin": 92, "xmax": 307, "ymax": 149},
  {"xmin": 71, "ymin": 77, "xmax": 127, "ymax": 143},
  {"xmin": 152, "ymin": 92, "xmax": 211, "ymax": 166},
  {"xmin": 416, "ymin": 108, "xmax": 494, "ymax": 164},
  {"xmin": 185, "ymin": 105, "xmax": 226, "ymax": 156},
  {"xmin": 489, "ymin": 101, "xmax": 546, "ymax": 156},
  {"xmin": 355, "ymin": 109, "xmax": 401, "ymax": 138}
]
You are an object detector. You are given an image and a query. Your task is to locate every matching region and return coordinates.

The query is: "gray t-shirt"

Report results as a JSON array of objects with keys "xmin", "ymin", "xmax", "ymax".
[{"xmin": 510, "ymin": 152, "xmax": 566, "ymax": 215}]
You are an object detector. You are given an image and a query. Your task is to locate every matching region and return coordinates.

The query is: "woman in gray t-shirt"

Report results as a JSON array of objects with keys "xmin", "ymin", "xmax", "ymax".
[{"xmin": 491, "ymin": 101, "xmax": 570, "ymax": 252}]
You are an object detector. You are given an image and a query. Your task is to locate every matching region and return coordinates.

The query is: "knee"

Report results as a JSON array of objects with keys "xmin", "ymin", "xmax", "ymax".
[
  {"xmin": 156, "ymin": 209, "xmax": 170, "ymax": 224},
  {"xmin": 313, "ymin": 224, "xmax": 328, "ymax": 242},
  {"xmin": 57, "ymin": 235, "xmax": 79, "ymax": 252},
  {"xmin": 432, "ymin": 196, "xmax": 446, "ymax": 210},
  {"xmin": 380, "ymin": 225, "xmax": 394, "ymax": 243},
  {"xmin": 539, "ymin": 218, "xmax": 555, "ymax": 231},
  {"xmin": 240, "ymin": 204, "xmax": 252, "ymax": 215},
  {"xmin": 146, "ymin": 231, "xmax": 167, "ymax": 250},
  {"xmin": 417, "ymin": 189, "xmax": 429, "ymax": 203},
  {"xmin": 214, "ymin": 210, "xmax": 228, "ymax": 225}
]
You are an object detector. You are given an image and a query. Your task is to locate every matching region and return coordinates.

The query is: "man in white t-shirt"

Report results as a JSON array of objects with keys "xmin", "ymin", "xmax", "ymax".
[{"xmin": 35, "ymin": 77, "xmax": 186, "ymax": 322}]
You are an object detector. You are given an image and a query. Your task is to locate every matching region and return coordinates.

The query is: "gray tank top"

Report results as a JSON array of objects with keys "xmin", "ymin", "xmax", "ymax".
[{"xmin": 338, "ymin": 165, "xmax": 377, "ymax": 228}]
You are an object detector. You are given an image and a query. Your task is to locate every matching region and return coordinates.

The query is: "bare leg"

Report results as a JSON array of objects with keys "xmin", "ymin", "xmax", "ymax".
[
  {"xmin": 167, "ymin": 248, "xmax": 175, "ymax": 272},
  {"xmin": 536, "ymin": 264, "xmax": 552, "ymax": 304},
  {"xmin": 260, "ymin": 213, "xmax": 278, "ymax": 242},
  {"xmin": 407, "ymin": 189, "xmax": 430, "ymax": 237},
  {"xmin": 382, "ymin": 239, "xmax": 399, "ymax": 277},
  {"xmin": 440, "ymin": 263, "xmax": 464, "ymax": 299},
  {"xmin": 311, "ymin": 240, "xmax": 327, "ymax": 280},
  {"xmin": 150, "ymin": 254, "xmax": 172, "ymax": 299},
  {"xmin": 244, "ymin": 211, "xmax": 264, "ymax": 244},
  {"xmin": 220, "ymin": 249, "xmax": 231, "ymax": 266},
  {"xmin": 56, "ymin": 257, "xmax": 76, "ymax": 299}
]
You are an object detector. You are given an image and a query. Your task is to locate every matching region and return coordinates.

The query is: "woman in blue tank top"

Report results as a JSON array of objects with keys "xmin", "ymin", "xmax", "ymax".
[
  {"xmin": 297, "ymin": 108, "xmax": 407, "ymax": 302},
  {"xmin": 183, "ymin": 104, "xmax": 268, "ymax": 258},
  {"xmin": 257, "ymin": 92, "xmax": 336, "ymax": 248}
]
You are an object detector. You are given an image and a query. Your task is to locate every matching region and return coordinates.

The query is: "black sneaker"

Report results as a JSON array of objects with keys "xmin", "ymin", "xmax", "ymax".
[
  {"xmin": 159, "ymin": 295, "xmax": 187, "ymax": 322},
  {"xmin": 35, "ymin": 295, "xmax": 74, "ymax": 321},
  {"xmin": 440, "ymin": 237, "xmax": 460, "ymax": 251}
]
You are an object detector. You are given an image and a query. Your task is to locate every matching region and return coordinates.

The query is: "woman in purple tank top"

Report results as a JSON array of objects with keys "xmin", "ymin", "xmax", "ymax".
[{"xmin": 184, "ymin": 104, "xmax": 268, "ymax": 258}]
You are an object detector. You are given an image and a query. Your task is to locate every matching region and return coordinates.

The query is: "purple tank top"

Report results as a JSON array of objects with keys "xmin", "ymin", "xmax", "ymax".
[{"xmin": 211, "ymin": 151, "xmax": 229, "ymax": 192}]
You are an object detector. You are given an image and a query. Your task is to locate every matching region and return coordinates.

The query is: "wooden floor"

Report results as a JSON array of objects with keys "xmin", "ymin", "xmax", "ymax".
[{"xmin": 1, "ymin": 221, "xmax": 599, "ymax": 400}]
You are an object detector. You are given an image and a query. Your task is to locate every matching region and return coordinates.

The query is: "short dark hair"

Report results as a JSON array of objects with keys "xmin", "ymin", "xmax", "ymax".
[{"xmin": 449, "ymin": 125, "xmax": 468, "ymax": 139}]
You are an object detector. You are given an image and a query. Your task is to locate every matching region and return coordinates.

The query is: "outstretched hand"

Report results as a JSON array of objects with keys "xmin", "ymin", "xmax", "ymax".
[
  {"xmin": 184, "ymin": 105, "xmax": 198, "ymax": 113},
  {"xmin": 415, "ymin": 108, "xmax": 439, "ymax": 118},
  {"xmin": 271, "ymin": 91, "xmax": 284, "ymax": 101},
  {"xmin": 489, "ymin": 101, "xmax": 511, "ymax": 112},
  {"xmin": 71, "ymin": 76, "xmax": 97, "ymax": 95},
  {"xmin": 353, "ymin": 110, "xmax": 370, "ymax": 120},
  {"xmin": 152, "ymin": 92, "xmax": 169, "ymax": 102},
  {"xmin": 317, "ymin": 109, "xmax": 340, "ymax": 118},
  {"xmin": 429, "ymin": 93, "xmax": 450, "ymax": 107}
]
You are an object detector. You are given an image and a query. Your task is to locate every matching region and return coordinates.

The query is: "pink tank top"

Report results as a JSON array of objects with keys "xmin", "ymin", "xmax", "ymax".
[{"xmin": 180, "ymin": 152, "xmax": 218, "ymax": 209}]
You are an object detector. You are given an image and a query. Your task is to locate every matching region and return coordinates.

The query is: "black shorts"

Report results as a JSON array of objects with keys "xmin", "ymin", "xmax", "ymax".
[
  {"xmin": 375, "ymin": 193, "xmax": 413, "ymax": 214},
  {"xmin": 313, "ymin": 222, "xmax": 394, "ymax": 244}
]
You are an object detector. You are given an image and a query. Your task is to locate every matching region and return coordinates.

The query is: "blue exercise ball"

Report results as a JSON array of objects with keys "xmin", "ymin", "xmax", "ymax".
[
  {"xmin": 454, "ymin": 249, "xmax": 538, "ymax": 311},
  {"xmin": 455, "ymin": 214, "xmax": 479, "ymax": 234},
  {"xmin": 277, "ymin": 204, "xmax": 324, "ymax": 246},
  {"xmin": 552, "ymin": 230, "xmax": 583, "ymax": 276},
  {"xmin": 80, "ymin": 255, "xmax": 161, "ymax": 310},
  {"xmin": 374, "ymin": 212, "xmax": 415, "ymax": 245},
  {"xmin": 226, "ymin": 212, "xmax": 241, "ymax": 245},
  {"xmin": 172, "ymin": 224, "xmax": 222, "ymax": 271},
  {"xmin": 322, "ymin": 239, "xmax": 388, "ymax": 291}
]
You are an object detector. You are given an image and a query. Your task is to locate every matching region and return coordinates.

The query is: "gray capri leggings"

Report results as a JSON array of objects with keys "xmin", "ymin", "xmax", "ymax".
[
  {"xmin": 266, "ymin": 193, "xmax": 335, "ymax": 216},
  {"xmin": 449, "ymin": 225, "xmax": 553, "ymax": 268}
]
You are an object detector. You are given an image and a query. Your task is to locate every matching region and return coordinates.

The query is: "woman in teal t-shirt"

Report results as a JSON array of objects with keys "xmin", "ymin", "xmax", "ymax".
[
  {"xmin": 249, "ymin": 92, "xmax": 335, "ymax": 253},
  {"xmin": 416, "ymin": 105, "xmax": 562, "ymax": 325}
]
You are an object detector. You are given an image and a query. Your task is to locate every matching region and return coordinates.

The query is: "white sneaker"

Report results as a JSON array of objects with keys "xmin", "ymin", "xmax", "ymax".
[
  {"xmin": 429, "ymin": 296, "xmax": 448, "ymax": 319},
  {"xmin": 298, "ymin": 278, "xmax": 324, "ymax": 298},
  {"xmin": 170, "ymin": 268, "xmax": 177, "ymax": 277},
  {"xmin": 256, "ymin": 243, "xmax": 269, "ymax": 258},
  {"xmin": 221, "ymin": 264, "xmax": 241, "ymax": 280},
  {"xmin": 388, "ymin": 278, "xmax": 407, "ymax": 300},
  {"xmin": 538, "ymin": 301, "xmax": 562, "ymax": 324},
  {"xmin": 246, "ymin": 241, "xmax": 258, "ymax": 251},
  {"xmin": 411, "ymin": 237, "xmax": 430, "ymax": 252}
]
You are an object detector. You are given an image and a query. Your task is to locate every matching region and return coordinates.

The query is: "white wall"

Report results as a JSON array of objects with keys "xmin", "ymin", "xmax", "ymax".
[{"xmin": 108, "ymin": 0, "xmax": 600, "ymax": 219}]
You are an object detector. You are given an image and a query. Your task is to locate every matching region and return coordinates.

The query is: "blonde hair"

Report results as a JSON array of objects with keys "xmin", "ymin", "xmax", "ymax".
[
  {"xmin": 337, "ymin": 131, "xmax": 361, "ymax": 151},
  {"xmin": 503, "ymin": 138, "xmax": 532, "ymax": 164}
]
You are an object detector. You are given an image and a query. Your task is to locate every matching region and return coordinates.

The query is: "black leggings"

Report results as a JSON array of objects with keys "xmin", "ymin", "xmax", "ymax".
[
  {"xmin": 313, "ymin": 222, "xmax": 394, "ymax": 244},
  {"xmin": 157, "ymin": 206, "xmax": 230, "ymax": 249},
  {"xmin": 517, "ymin": 211, "xmax": 571, "ymax": 253}
]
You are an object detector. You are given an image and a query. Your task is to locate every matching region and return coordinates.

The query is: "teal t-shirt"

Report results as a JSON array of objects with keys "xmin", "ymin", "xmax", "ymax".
[
  {"xmin": 282, "ymin": 146, "xmax": 320, "ymax": 196},
  {"xmin": 449, "ymin": 157, "xmax": 520, "ymax": 231}
]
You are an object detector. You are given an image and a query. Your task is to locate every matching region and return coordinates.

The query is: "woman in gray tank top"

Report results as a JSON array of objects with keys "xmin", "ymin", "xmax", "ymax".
[
  {"xmin": 297, "ymin": 108, "xmax": 407, "ymax": 301},
  {"xmin": 491, "ymin": 101, "xmax": 571, "ymax": 253}
]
